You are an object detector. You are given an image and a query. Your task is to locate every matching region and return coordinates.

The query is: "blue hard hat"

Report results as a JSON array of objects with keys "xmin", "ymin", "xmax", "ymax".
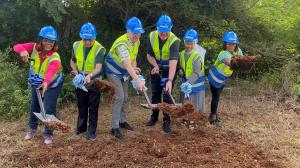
[
  {"xmin": 183, "ymin": 29, "xmax": 198, "ymax": 42},
  {"xmin": 80, "ymin": 22, "xmax": 97, "ymax": 39},
  {"xmin": 39, "ymin": 26, "xmax": 58, "ymax": 41},
  {"xmin": 156, "ymin": 15, "xmax": 173, "ymax": 32},
  {"xmin": 223, "ymin": 31, "xmax": 239, "ymax": 43},
  {"xmin": 126, "ymin": 17, "xmax": 145, "ymax": 34}
]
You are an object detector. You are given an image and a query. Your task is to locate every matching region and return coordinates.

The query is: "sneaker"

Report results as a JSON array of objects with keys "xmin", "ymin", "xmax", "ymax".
[
  {"xmin": 146, "ymin": 119, "xmax": 157, "ymax": 126},
  {"xmin": 162, "ymin": 121, "xmax": 171, "ymax": 133},
  {"xmin": 24, "ymin": 129, "xmax": 36, "ymax": 140},
  {"xmin": 44, "ymin": 135, "xmax": 53, "ymax": 145},
  {"xmin": 87, "ymin": 133, "xmax": 96, "ymax": 141},
  {"xmin": 111, "ymin": 128, "xmax": 123, "ymax": 140},
  {"xmin": 119, "ymin": 122, "xmax": 134, "ymax": 130},
  {"xmin": 209, "ymin": 114, "xmax": 222, "ymax": 128}
]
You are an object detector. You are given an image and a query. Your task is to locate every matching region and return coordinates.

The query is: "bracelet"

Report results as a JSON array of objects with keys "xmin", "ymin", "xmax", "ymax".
[{"xmin": 168, "ymin": 78, "xmax": 173, "ymax": 82}]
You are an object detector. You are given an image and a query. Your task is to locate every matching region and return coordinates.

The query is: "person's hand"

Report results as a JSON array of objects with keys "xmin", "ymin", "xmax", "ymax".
[
  {"xmin": 134, "ymin": 67, "xmax": 141, "ymax": 74},
  {"xmin": 136, "ymin": 79, "xmax": 145, "ymax": 91},
  {"xmin": 165, "ymin": 80, "xmax": 172, "ymax": 92},
  {"xmin": 20, "ymin": 51, "xmax": 29, "ymax": 63},
  {"xmin": 70, "ymin": 69, "xmax": 78, "ymax": 76},
  {"xmin": 84, "ymin": 74, "xmax": 92, "ymax": 85},
  {"xmin": 38, "ymin": 82, "xmax": 48, "ymax": 97},
  {"xmin": 151, "ymin": 66, "xmax": 160, "ymax": 74}
]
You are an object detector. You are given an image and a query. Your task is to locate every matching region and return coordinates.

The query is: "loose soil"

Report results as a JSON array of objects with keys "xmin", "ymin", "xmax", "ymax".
[{"xmin": 1, "ymin": 86, "xmax": 299, "ymax": 168}]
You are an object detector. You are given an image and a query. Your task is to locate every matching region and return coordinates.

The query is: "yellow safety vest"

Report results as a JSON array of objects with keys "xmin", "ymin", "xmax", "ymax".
[
  {"xmin": 214, "ymin": 49, "xmax": 241, "ymax": 76},
  {"xmin": 73, "ymin": 40, "xmax": 105, "ymax": 73},
  {"xmin": 149, "ymin": 31, "xmax": 180, "ymax": 61},
  {"xmin": 180, "ymin": 50, "xmax": 204, "ymax": 78},
  {"xmin": 30, "ymin": 45, "xmax": 63, "ymax": 82}
]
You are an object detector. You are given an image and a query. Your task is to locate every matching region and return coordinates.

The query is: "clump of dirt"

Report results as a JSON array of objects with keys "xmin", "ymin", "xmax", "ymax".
[
  {"xmin": 92, "ymin": 79, "xmax": 116, "ymax": 103},
  {"xmin": 10, "ymin": 129, "xmax": 285, "ymax": 168},
  {"xmin": 45, "ymin": 120, "xmax": 71, "ymax": 133},
  {"xmin": 156, "ymin": 101, "xmax": 196, "ymax": 118},
  {"xmin": 230, "ymin": 55, "xmax": 261, "ymax": 73}
]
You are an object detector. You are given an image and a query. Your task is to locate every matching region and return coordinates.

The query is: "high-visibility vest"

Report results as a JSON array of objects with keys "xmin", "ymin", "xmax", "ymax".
[
  {"xmin": 73, "ymin": 40, "xmax": 105, "ymax": 73},
  {"xmin": 105, "ymin": 33, "xmax": 139, "ymax": 78},
  {"xmin": 208, "ymin": 48, "xmax": 242, "ymax": 88},
  {"xmin": 30, "ymin": 44, "xmax": 63, "ymax": 88},
  {"xmin": 180, "ymin": 49, "xmax": 205, "ymax": 93},
  {"xmin": 149, "ymin": 31, "xmax": 180, "ymax": 68}
]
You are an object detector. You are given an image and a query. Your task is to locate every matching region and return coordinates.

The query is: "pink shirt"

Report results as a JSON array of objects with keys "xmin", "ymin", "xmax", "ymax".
[{"xmin": 13, "ymin": 42, "xmax": 62, "ymax": 85}]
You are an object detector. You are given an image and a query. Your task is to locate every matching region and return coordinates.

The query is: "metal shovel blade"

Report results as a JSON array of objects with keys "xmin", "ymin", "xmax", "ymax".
[
  {"xmin": 33, "ymin": 113, "xmax": 59, "ymax": 122},
  {"xmin": 140, "ymin": 103, "xmax": 182, "ymax": 109},
  {"xmin": 34, "ymin": 89, "xmax": 60, "ymax": 122}
]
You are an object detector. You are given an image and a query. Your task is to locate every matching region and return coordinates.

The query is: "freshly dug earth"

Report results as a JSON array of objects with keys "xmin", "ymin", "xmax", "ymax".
[
  {"xmin": 230, "ymin": 55, "xmax": 261, "ymax": 73},
  {"xmin": 10, "ymin": 128, "xmax": 284, "ymax": 168},
  {"xmin": 45, "ymin": 120, "xmax": 71, "ymax": 133},
  {"xmin": 92, "ymin": 79, "xmax": 116, "ymax": 103},
  {"xmin": 156, "ymin": 101, "xmax": 196, "ymax": 118}
]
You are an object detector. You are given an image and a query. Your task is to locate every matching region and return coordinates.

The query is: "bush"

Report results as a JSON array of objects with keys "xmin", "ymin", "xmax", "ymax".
[{"xmin": 0, "ymin": 50, "xmax": 30, "ymax": 120}]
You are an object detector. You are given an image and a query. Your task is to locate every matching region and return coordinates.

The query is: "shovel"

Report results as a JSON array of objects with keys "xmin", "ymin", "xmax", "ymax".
[
  {"xmin": 33, "ymin": 88, "xmax": 60, "ymax": 122},
  {"xmin": 140, "ymin": 90, "xmax": 182, "ymax": 109}
]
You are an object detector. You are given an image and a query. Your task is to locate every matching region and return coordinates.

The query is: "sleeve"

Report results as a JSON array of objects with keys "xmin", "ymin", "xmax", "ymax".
[
  {"xmin": 238, "ymin": 48, "xmax": 243, "ymax": 56},
  {"xmin": 218, "ymin": 51, "xmax": 231, "ymax": 63},
  {"xmin": 187, "ymin": 57, "xmax": 202, "ymax": 84},
  {"xmin": 95, "ymin": 48, "xmax": 105, "ymax": 64},
  {"xmin": 147, "ymin": 38, "xmax": 155, "ymax": 57},
  {"xmin": 71, "ymin": 49, "xmax": 76, "ymax": 62},
  {"xmin": 116, "ymin": 44, "xmax": 130, "ymax": 61},
  {"xmin": 44, "ymin": 61, "xmax": 61, "ymax": 85},
  {"xmin": 169, "ymin": 40, "xmax": 180, "ymax": 60},
  {"xmin": 13, "ymin": 42, "xmax": 36, "ymax": 54}
]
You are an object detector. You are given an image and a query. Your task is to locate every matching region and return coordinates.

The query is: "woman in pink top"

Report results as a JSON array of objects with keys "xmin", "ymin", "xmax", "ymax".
[{"xmin": 13, "ymin": 26, "xmax": 64, "ymax": 145}]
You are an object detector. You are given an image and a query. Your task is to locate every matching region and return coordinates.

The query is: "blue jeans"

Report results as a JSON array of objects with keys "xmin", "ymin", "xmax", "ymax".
[{"xmin": 28, "ymin": 84, "xmax": 62, "ymax": 136}]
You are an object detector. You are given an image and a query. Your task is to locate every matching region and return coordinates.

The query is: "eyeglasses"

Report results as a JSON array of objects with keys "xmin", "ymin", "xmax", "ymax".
[{"xmin": 82, "ymin": 39, "xmax": 94, "ymax": 42}]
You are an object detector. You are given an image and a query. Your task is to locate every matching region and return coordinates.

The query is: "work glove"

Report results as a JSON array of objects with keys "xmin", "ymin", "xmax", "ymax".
[
  {"xmin": 72, "ymin": 74, "xmax": 88, "ymax": 92},
  {"xmin": 180, "ymin": 82, "xmax": 192, "ymax": 98}
]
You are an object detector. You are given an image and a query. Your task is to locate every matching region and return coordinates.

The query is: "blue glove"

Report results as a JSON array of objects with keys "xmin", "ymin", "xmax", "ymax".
[
  {"xmin": 180, "ymin": 82, "xmax": 192, "ymax": 98},
  {"xmin": 28, "ymin": 69, "xmax": 44, "ymax": 88},
  {"xmin": 72, "ymin": 74, "xmax": 88, "ymax": 92},
  {"xmin": 131, "ymin": 75, "xmax": 146, "ymax": 90}
]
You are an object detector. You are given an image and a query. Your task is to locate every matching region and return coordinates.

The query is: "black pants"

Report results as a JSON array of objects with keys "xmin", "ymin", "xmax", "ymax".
[
  {"xmin": 150, "ymin": 73, "xmax": 175, "ymax": 122},
  {"xmin": 210, "ymin": 83, "xmax": 224, "ymax": 115},
  {"xmin": 75, "ymin": 88, "xmax": 101, "ymax": 135}
]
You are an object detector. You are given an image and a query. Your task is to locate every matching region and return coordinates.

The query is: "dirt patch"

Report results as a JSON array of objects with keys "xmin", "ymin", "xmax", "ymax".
[
  {"xmin": 44, "ymin": 120, "xmax": 71, "ymax": 133},
  {"xmin": 156, "ymin": 101, "xmax": 196, "ymax": 118},
  {"xmin": 10, "ymin": 128, "xmax": 284, "ymax": 168}
]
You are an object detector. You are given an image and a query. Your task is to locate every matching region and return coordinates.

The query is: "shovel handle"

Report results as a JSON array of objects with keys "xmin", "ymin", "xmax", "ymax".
[
  {"xmin": 168, "ymin": 91, "xmax": 176, "ymax": 105},
  {"xmin": 35, "ymin": 89, "xmax": 47, "ymax": 120},
  {"xmin": 143, "ymin": 89, "xmax": 152, "ymax": 106}
]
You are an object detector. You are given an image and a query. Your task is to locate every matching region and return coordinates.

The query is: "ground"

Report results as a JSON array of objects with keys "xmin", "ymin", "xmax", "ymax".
[{"xmin": 0, "ymin": 83, "xmax": 299, "ymax": 168}]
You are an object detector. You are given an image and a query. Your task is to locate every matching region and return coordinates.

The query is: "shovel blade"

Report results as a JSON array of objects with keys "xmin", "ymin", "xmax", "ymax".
[
  {"xmin": 33, "ymin": 112, "xmax": 60, "ymax": 122},
  {"xmin": 140, "ymin": 103, "xmax": 182, "ymax": 109}
]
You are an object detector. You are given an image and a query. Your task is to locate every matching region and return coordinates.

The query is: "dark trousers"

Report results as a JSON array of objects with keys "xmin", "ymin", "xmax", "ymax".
[
  {"xmin": 75, "ymin": 89, "xmax": 100, "ymax": 135},
  {"xmin": 150, "ymin": 73, "xmax": 175, "ymax": 122},
  {"xmin": 29, "ymin": 84, "xmax": 62, "ymax": 136},
  {"xmin": 210, "ymin": 83, "xmax": 224, "ymax": 115}
]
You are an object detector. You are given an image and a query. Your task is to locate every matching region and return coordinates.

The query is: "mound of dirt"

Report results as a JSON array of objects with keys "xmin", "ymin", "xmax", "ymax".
[
  {"xmin": 92, "ymin": 79, "xmax": 116, "ymax": 103},
  {"xmin": 156, "ymin": 101, "xmax": 196, "ymax": 118},
  {"xmin": 44, "ymin": 120, "xmax": 71, "ymax": 133},
  {"xmin": 10, "ymin": 128, "xmax": 284, "ymax": 168}
]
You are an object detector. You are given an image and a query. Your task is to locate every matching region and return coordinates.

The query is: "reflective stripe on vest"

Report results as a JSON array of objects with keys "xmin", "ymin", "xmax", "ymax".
[
  {"xmin": 180, "ymin": 49, "xmax": 205, "ymax": 94},
  {"xmin": 149, "ymin": 31, "xmax": 180, "ymax": 68},
  {"xmin": 73, "ymin": 40, "xmax": 105, "ymax": 73},
  {"xmin": 208, "ymin": 48, "xmax": 241, "ymax": 88},
  {"xmin": 105, "ymin": 33, "xmax": 140, "ymax": 78},
  {"xmin": 30, "ymin": 44, "xmax": 63, "ymax": 87}
]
